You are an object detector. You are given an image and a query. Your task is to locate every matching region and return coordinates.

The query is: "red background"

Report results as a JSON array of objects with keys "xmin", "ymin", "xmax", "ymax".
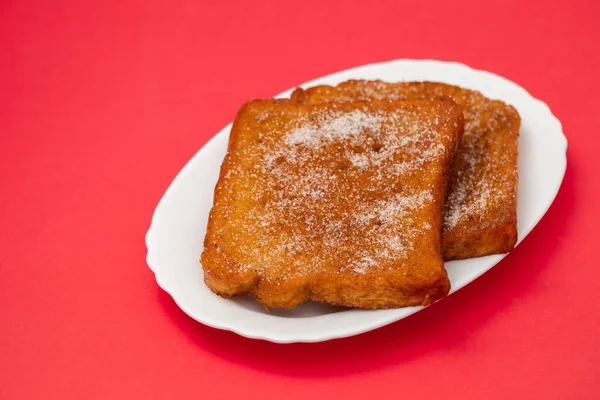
[{"xmin": 2, "ymin": 0, "xmax": 599, "ymax": 398}]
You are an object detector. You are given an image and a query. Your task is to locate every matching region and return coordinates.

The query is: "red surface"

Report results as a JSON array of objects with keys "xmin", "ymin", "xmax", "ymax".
[{"xmin": 1, "ymin": 0, "xmax": 599, "ymax": 398}]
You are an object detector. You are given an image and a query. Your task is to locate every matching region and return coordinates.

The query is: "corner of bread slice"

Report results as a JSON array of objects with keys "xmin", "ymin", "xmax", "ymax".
[
  {"xmin": 202, "ymin": 240, "xmax": 313, "ymax": 308},
  {"xmin": 442, "ymin": 209, "xmax": 518, "ymax": 260},
  {"xmin": 289, "ymin": 87, "xmax": 306, "ymax": 103}
]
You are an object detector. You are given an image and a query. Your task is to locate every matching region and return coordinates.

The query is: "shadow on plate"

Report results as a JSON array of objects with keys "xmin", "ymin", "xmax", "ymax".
[
  {"xmin": 156, "ymin": 157, "xmax": 574, "ymax": 378},
  {"xmin": 232, "ymin": 294, "xmax": 346, "ymax": 317}
]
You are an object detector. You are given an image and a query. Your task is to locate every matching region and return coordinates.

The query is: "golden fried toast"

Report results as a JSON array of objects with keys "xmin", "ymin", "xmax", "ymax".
[
  {"xmin": 201, "ymin": 98, "xmax": 464, "ymax": 308},
  {"xmin": 292, "ymin": 81, "xmax": 520, "ymax": 260}
]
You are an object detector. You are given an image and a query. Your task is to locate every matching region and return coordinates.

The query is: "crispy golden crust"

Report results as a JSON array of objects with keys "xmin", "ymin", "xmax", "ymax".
[
  {"xmin": 292, "ymin": 81, "xmax": 520, "ymax": 260},
  {"xmin": 201, "ymin": 98, "xmax": 463, "ymax": 308}
]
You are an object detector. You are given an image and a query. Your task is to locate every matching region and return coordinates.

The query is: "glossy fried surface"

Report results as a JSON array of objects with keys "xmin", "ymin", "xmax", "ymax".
[
  {"xmin": 201, "ymin": 98, "xmax": 463, "ymax": 308},
  {"xmin": 292, "ymin": 81, "xmax": 520, "ymax": 260}
]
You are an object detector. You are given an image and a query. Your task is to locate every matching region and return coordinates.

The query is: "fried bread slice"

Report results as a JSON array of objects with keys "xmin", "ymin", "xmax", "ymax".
[
  {"xmin": 292, "ymin": 80, "xmax": 520, "ymax": 260},
  {"xmin": 201, "ymin": 98, "xmax": 464, "ymax": 308}
]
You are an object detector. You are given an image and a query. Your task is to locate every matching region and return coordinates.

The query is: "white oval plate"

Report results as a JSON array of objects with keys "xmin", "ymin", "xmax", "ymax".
[{"xmin": 146, "ymin": 59, "xmax": 567, "ymax": 343}]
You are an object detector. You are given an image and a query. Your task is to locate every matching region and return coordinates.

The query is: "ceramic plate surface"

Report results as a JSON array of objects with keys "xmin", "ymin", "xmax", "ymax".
[{"xmin": 146, "ymin": 59, "xmax": 567, "ymax": 343}]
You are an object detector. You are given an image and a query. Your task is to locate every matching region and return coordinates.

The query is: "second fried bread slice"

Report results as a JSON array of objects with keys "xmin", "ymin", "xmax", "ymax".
[
  {"xmin": 292, "ymin": 80, "xmax": 520, "ymax": 260},
  {"xmin": 201, "ymin": 98, "xmax": 464, "ymax": 308}
]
